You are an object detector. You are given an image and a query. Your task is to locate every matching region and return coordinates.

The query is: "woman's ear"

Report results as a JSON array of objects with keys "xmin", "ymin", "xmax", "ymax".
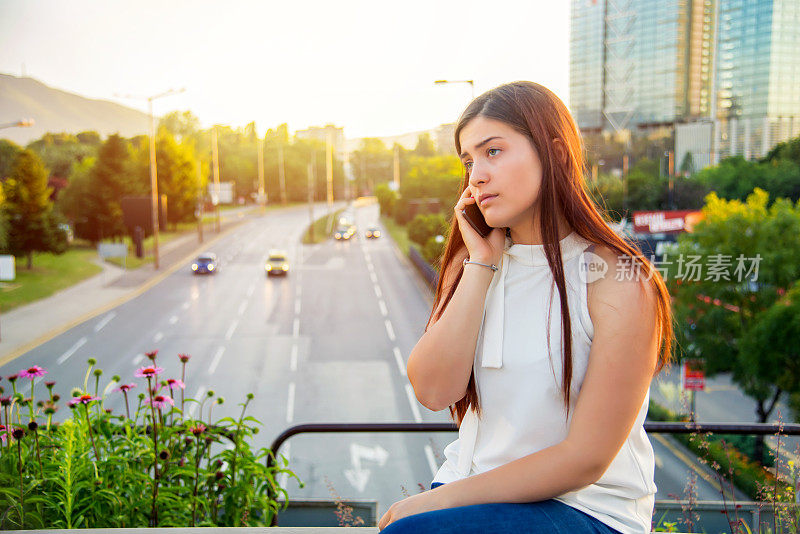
[{"xmin": 552, "ymin": 138, "xmax": 568, "ymax": 167}]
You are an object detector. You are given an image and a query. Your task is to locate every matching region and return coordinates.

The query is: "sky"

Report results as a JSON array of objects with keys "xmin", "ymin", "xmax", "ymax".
[{"xmin": 0, "ymin": 0, "xmax": 571, "ymax": 140}]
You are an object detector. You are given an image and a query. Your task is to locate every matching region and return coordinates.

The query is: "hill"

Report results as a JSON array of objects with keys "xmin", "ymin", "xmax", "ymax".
[{"xmin": 0, "ymin": 74, "xmax": 150, "ymax": 145}]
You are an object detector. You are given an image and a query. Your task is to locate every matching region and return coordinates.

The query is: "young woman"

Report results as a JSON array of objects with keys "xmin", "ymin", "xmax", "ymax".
[{"xmin": 378, "ymin": 81, "xmax": 673, "ymax": 534}]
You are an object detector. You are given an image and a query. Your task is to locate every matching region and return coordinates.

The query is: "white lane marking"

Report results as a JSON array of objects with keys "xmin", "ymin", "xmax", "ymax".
[
  {"xmin": 246, "ymin": 284, "xmax": 255, "ymax": 297},
  {"xmin": 294, "ymin": 297, "xmax": 301, "ymax": 315},
  {"xmin": 286, "ymin": 382, "xmax": 295, "ymax": 423},
  {"xmin": 405, "ymin": 384, "xmax": 422, "ymax": 423},
  {"xmin": 290, "ymin": 344, "xmax": 298, "ymax": 372},
  {"xmin": 369, "ymin": 272, "xmax": 378, "ymax": 284},
  {"xmin": 278, "ymin": 442, "xmax": 291, "ymax": 490},
  {"xmin": 153, "ymin": 332, "xmax": 163, "ymax": 343},
  {"xmin": 132, "ymin": 353, "xmax": 144, "ymax": 365},
  {"xmin": 225, "ymin": 319, "xmax": 239, "ymax": 341},
  {"xmin": 424, "ymin": 444, "xmax": 438, "ymax": 478},
  {"xmin": 208, "ymin": 346, "xmax": 225, "ymax": 374},
  {"xmin": 384, "ymin": 320, "xmax": 396, "ymax": 341},
  {"xmin": 393, "ymin": 347, "xmax": 407, "ymax": 377},
  {"xmin": 187, "ymin": 386, "xmax": 206, "ymax": 418},
  {"xmin": 181, "ymin": 301, "xmax": 190, "ymax": 310},
  {"xmin": 93, "ymin": 312, "xmax": 116, "ymax": 332},
  {"xmin": 169, "ymin": 315, "xmax": 179, "ymax": 325},
  {"xmin": 238, "ymin": 301, "xmax": 248, "ymax": 316},
  {"xmin": 364, "ymin": 253, "xmax": 371, "ymax": 262},
  {"xmin": 374, "ymin": 285, "xmax": 382, "ymax": 298},
  {"xmin": 58, "ymin": 337, "xmax": 87, "ymax": 365},
  {"xmin": 367, "ymin": 262, "xmax": 374, "ymax": 273},
  {"xmin": 378, "ymin": 300, "xmax": 388, "ymax": 317},
  {"xmin": 293, "ymin": 318, "xmax": 300, "ymax": 338}
]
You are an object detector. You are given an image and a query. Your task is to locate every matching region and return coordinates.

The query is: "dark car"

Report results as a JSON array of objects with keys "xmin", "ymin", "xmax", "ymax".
[
  {"xmin": 192, "ymin": 253, "xmax": 218, "ymax": 274},
  {"xmin": 333, "ymin": 225, "xmax": 354, "ymax": 240},
  {"xmin": 365, "ymin": 225, "xmax": 381, "ymax": 239}
]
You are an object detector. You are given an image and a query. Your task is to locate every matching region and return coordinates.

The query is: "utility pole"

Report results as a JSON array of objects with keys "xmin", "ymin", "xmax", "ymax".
[
  {"xmin": 148, "ymin": 98, "xmax": 160, "ymax": 269},
  {"xmin": 326, "ymin": 130, "xmax": 334, "ymax": 214},
  {"xmin": 393, "ymin": 144, "xmax": 400, "ymax": 191},
  {"xmin": 668, "ymin": 150, "xmax": 675, "ymax": 209},
  {"xmin": 257, "ymin": 134, "xmax": 266, "ymax": 211},
  {"xmin": 622, "ymin": 154, "xmax": 629, "ymax": 218},
  {"xmin": 278, "ymin": 145, "xmax": 287, "ymax": 205},
  {"xmin": 212, "ymin": 126, "xmax": 221, "ymax": 232},
  {"xmin": 307, "ymin": 161, "xmax": 315, "ymax": 242},
  {"xmin": 197, "ymin": 160, "xmax": 204, "ymax": 244}
]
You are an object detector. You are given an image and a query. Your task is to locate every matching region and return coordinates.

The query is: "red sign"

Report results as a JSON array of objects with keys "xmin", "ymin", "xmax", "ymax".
[
  {"xmin": 633, "ymin": 210, "xmax": 704, "ymax": 234},
  {"xmin": 681, "ymin": 360, "xmax": 705, "ymax": 391}
]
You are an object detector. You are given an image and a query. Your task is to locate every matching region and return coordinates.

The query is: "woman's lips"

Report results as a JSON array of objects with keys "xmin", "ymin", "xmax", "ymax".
[{"xmin": 479, "ymin": 194, "xmax": 498, "ymax": 206}]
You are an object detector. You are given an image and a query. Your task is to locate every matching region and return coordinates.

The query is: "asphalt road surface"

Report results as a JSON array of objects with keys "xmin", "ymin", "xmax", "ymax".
[{"xmin": 2, "ymin": 201, "xmax": 756, "ymax": 520}]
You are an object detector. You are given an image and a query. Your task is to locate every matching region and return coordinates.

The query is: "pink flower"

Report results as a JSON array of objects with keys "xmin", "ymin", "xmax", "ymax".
[
  {"xmin": 68, "ymin": 394, "xmax": 100, "ymax": 407},
  {"xmin": 165, "ymin": 378, "xmax": 185, "ymax": 391},
  {"xmin": 115, "ymin": 383, "xmax": 137, "ymax": 393},
  {"xmin": 178, "ymin": 353, "xmax": 191, "ymax": 363},
  {"xmin": 147, "ymin": 395, "xmax": 174, "ymax": 409},
  {"xmin": 19, "ymin": 366, "xmax": 47, "ymax": 379},
  {"xmin": 190, "ymin": 423, "xmax": 206, "ymax": 436},
  {"xmin": 145, "ymin": 350, "xmax": 159, "ymax": 361},
  {"xmin": 134, "ymin": 366, "xmax": 164, "ymax": 378}
]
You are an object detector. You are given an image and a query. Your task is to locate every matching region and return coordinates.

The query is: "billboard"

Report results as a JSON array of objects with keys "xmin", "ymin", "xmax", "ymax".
[{"xmin": 632, "ymin": 210, "xmax": 704, "ymax": 234}]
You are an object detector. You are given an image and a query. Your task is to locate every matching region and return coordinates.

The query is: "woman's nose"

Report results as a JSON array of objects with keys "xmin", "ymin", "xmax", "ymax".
[{"xmin": 468, "ymin": 161, "xmax": 489, "ymax": 187}]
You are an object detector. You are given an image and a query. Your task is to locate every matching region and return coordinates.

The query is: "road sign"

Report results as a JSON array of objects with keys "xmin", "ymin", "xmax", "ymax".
[
  {"xmin": 681, "ymin": 359, "xmax": 705, "ymax": 391},
  {"xmin": 0, "ymin": 255, "xmax": 15, "ymax": 281},
  {"xmin": 98, "ymin": 243, "xmax": 128, "ymax": 259}
]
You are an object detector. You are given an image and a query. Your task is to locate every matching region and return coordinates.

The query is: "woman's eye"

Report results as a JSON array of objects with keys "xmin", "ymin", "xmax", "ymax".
[{"xmin": 488, "ymin": 148, "xmax": 500, "ymax": 156}]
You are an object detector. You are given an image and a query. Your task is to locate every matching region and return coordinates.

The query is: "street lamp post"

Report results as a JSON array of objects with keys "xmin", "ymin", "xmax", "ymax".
[
  {"xmin": 117, "ymin": 88, "xmax": 185, "ymax": 270},
  {"xmin": 0, "ymin": 118, "xmax": 35, "ymax": 130},
  {"xmin": 434, "ymin": 79, "xmax": 475, "ymax": 100}
]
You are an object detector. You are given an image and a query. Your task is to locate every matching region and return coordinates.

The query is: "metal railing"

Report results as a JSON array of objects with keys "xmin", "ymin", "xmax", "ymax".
[{"xmin": 266, "ymin": 422, "xmax": 800, "ymax": 529}]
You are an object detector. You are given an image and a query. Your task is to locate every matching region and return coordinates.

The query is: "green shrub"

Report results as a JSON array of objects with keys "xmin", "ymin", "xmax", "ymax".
[{"xmin": 0, "ymin": 355, "xmax": 301, "ymax": 528}]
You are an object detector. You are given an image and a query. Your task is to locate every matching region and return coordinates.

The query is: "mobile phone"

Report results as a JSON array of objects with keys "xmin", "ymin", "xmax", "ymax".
[{"xmin": 462, "ymin": 202, "xmax": 493, "ymax": 238}]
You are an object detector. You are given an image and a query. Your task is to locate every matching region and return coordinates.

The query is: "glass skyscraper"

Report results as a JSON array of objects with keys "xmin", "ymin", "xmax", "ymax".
[{"xmin": 570, "ymin": 0, "xmax": 800, "ymax": 162}]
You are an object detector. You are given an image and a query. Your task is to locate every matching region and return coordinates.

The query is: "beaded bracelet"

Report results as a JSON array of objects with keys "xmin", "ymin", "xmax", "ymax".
[{"xmin": 462, "ymin": 258, "xmax": 498, "ymax": 272}]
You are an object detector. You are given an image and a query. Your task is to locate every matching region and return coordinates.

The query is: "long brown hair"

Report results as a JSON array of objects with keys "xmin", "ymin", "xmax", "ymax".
[{"xmin": 429, "ymin": 81, "xmax": 674, "ymax": 427}]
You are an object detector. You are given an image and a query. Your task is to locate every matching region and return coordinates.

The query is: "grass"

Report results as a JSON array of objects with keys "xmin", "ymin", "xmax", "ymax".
[
  {"xmin": 380, "ymin": 215, "xmax": 418, "ymax": 257},
  {"xmin": 0, "ymin": 247, "xmax": 103, "ymax": 312},
  {"xmin": 302, "ymin": 208, "xmax": 345, "ymax": 244}
]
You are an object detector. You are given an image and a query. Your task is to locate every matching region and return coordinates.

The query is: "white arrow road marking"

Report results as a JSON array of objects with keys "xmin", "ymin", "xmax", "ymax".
[
  {"xmin": 57, "ymin": 337, "xmax": 87, "ymax": 365},
  {"xmin": 208, "ymin": 346, "xmax": 225, "ymax": 374},
  {"xmin": 393, "ymin": 347, "xmax": 406, "ymax": 376},
  {"xmin": 93, "ymin": 312, "xmax": 116, "ymax": 332},
  {"xmin": 405, "ymin": 384, "xmax": 422, "ymax": 423},
  {"xmin": 345, "ymin": 443, "xmax": 390, "ymax": 492}
]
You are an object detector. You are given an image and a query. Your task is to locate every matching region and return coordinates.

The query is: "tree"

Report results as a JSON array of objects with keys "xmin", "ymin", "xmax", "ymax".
[
  {"xmin": 666, "ymin": 188, "xmax": 800, "ymax": 463},
  {"xmin": 1, "ymin": 149, "xmax": 66, "ymax": 268},
  {"xmin": 413, "ymin": 133, "xmax": 436, "ymax": 157},
  {"xmin": 84, "ymin": 134, "xmax": 137, "ymax": 242},
  {"xmin": 0, "ymin": 139, "xmax": 22, "ymax": 180}
]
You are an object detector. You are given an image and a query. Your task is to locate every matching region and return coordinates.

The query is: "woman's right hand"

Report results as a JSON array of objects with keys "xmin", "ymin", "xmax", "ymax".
[{"xmin": 453, "ymin": 187, "xmax": 506, "ymax": 267}]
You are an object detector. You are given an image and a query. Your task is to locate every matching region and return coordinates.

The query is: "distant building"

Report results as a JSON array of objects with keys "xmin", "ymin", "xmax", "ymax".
[
  {"xmin": 569, "ymin": 0, "xmax": 800, "ymax": 169},
  {"xmin": 295, "ymin": 124, "xmax": 346, "ymax": 160}
]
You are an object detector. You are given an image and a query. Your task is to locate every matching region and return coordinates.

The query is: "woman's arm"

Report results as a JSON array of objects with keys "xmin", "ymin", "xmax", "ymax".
[
  {"xmin": 429, "ymin": 245, "xmax": 660, "ymax": 506},
  {"xmin": 407, "ymin": 251, "xmax": 495, "ymax": 411}
]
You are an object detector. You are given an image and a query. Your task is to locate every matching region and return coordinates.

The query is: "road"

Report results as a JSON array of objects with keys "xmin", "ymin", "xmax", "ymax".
[{"xmin": 1, "ymin": 201, "xmax": 752, "ymax": 521}]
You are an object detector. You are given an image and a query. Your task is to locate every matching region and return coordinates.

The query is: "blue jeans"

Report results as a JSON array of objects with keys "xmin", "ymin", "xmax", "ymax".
[{"xmin": 379, "ymin": 481, "xmax": 622, "ymax": 533}]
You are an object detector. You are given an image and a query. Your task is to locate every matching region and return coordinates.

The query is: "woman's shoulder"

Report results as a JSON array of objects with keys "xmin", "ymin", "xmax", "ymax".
[{"xmin": 585, "ymin": 243, "xmax": 658, "ymax": 326}]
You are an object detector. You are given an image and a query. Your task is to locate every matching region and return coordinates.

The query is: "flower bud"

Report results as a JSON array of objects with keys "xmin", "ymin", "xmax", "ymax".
[
  {"xmin": 27, "ymin": 421, "xmax": 38, "ymax": 432},
  {"xmin": 87, "ymin": 358, "xmax": 96, "ymax": 366}
]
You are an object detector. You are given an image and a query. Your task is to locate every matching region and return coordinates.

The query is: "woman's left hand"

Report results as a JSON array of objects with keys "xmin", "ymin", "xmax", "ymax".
[{"xmin": 378, "ymin": 488, "xmax": 446, "ymax": 531}]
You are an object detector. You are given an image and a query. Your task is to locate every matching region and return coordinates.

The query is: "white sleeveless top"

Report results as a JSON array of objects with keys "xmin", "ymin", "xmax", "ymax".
[{"xmin": 431, "ymin": 231, "xmax": 657, "ymax": 534}]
